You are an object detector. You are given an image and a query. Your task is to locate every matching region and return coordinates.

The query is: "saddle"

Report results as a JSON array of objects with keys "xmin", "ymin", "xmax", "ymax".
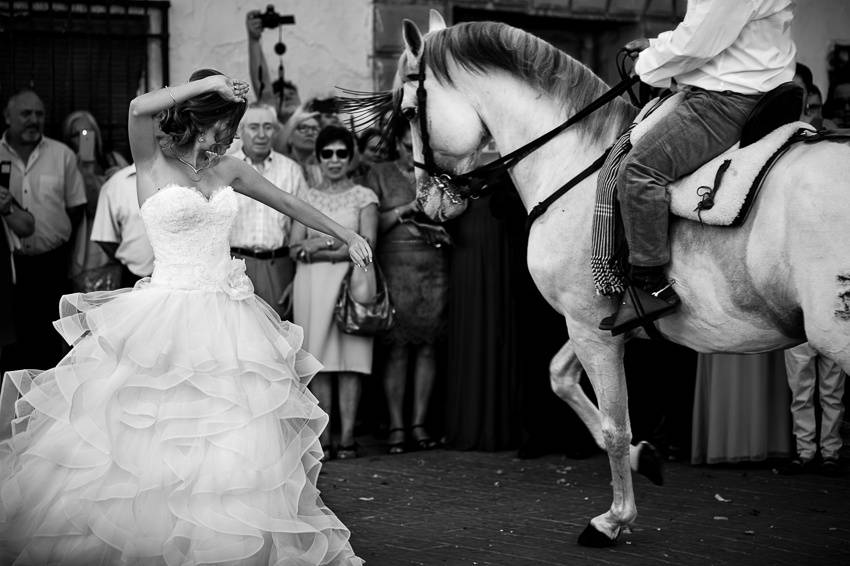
[{"xmin": 634, "ymin": 83, "xmax": 808, "ymax": 226}]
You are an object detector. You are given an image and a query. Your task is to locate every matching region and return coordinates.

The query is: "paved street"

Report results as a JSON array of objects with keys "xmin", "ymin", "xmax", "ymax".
[{"xmin": 320, "ymin": 439, "xmax": 850, "ymax": 566}]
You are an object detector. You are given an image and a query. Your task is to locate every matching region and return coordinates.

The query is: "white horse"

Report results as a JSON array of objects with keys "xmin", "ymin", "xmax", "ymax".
[{"xmin": 394, "ymin": 12, "xmax": 850, "ymax": 546}]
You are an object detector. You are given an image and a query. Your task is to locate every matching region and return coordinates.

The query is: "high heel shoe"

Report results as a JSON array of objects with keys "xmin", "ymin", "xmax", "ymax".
[
  {"xmin": 387, "ymin": 427, "xmax": 406, "ymax": 455},
  {"xmin": 411, "ymin": 424, "xmax": 438, "ymax": 451}
]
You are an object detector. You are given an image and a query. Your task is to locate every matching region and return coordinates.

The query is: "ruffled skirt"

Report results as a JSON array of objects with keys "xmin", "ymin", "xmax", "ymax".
[{"xmin": 0, "ymin": 282, "xmax": 363, "ymax": 565}]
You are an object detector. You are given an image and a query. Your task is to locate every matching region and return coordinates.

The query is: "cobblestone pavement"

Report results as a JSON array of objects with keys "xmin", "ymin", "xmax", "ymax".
[{"xmin": 319, "ymin": 438, "xmax": 850, "ymax": 566}]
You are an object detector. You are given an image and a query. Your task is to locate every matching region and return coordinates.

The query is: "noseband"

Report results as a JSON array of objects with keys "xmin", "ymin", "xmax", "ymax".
[{"xmin": 409, "ymin": 55, "xmax": 639, "ymax": 205}]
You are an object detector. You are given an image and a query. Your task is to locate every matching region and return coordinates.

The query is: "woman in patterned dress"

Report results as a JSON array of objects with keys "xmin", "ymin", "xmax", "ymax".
[{"xmin": 290, "ymin": 126, "xmax": 379, "ymax": 460}]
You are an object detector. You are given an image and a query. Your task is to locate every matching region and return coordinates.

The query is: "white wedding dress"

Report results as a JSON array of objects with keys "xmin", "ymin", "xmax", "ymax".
[{"xmin": 0, "ymin": 185, "xmax": 363, "ymax": 565}]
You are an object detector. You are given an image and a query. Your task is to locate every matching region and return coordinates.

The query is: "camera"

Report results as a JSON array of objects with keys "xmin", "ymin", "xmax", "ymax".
[{"xmin": 259, "ymin": 5, "xmax": 295, "ymax": 29}]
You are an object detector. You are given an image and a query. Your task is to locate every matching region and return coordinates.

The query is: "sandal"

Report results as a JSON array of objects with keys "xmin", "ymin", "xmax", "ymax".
[
  {"xmin": 411, "ymin": 424, "xmax": 438, "ymax": 451},
  {"xmin": 387, "ymin": 427, "xmax": 406, "ymax": 455},
  {"xmin": 336, "ymin": 443, "xmax": 359, "ymax": 460}
]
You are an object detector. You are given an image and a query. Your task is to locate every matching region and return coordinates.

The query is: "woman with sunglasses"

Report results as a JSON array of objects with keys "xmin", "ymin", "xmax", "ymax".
[
  {"xmin": 290, "ymin": 125, "xmax": 379, "ymax": 460},
  {"xmin": 365, "ymin": 121, "xmax": 448, "ymax": 454}
]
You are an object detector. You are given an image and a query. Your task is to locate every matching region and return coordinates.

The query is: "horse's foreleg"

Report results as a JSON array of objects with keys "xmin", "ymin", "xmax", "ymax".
[
  {"xmin": 550, "ymin": 339, "xmax": 664, "ymax": 483},
  {"xmin": 549, "ymin": 340, "xmax": 604, "ymax": 449},
  {"xmin": 570, "ymin": 332, "xmax": 636, "ymax": 547}
]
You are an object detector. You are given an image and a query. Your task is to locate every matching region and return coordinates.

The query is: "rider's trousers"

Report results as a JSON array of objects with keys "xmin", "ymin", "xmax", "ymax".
[
  {"xmin": 617, "ymin": 86, "xmax": 761, "ymax": 267},
  {"xmin": 784, "ymin": 342, "xmax": 847, "ymax": 461}
]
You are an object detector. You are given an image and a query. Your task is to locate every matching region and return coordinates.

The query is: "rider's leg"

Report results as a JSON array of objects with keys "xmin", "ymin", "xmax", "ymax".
[{"xmin": 607, "ymin": 86, "xmax": 760, "ymax": 332}]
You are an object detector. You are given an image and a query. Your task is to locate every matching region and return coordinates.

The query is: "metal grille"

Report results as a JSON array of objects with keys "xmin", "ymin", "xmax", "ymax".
[{"xmin": 0, "ymin": 1, "xmax": 170, "ymax": 160}]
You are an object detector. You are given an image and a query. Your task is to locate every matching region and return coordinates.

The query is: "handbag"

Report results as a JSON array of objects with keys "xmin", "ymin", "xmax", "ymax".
[{"xmin": 334, "ymin": 263, "xmax": 395, "ymax": 336}]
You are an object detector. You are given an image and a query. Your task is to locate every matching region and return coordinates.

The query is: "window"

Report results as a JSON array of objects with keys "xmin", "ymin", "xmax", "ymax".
[{"xmin": 0, "ymin": 1, "xmax": 170, "ymax": 159}]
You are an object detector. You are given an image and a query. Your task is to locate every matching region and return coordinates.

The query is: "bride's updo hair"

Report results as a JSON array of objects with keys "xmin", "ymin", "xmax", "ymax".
[{"xmin": 157, "ymin": 69, "xmax": 247, "ymax": 153}]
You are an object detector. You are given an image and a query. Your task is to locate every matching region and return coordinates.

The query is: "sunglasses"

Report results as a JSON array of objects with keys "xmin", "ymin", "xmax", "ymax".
[{"xmin": 320, "ymin": 148, "xmax": 350, "ymax": 160}]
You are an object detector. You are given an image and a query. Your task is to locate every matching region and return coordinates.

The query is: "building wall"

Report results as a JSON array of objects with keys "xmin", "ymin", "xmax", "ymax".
[
  {"xmin": 166, "ymin": 0, "xmax": 373, "ymax": 101},
  {"xmin": 793, "ymin": 0, "xmax": 850, "ymax": 95}
]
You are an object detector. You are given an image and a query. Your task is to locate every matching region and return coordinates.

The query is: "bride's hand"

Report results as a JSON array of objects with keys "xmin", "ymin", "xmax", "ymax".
[
  {"xmin": 347, "ymin": 233, "xmax": 373, "ymax": 269},
  {"xmin": 211, "ymin": 75, "xmax": 250, "ymax": 102}
]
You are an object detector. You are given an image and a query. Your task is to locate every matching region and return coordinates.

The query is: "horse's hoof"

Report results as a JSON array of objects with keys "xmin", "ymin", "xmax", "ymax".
[
  {"xmin": 577, "ymin": 522, "xmax": 618, "ymax": 547},
  {"xmin": 637, "ymin": 440, "xmax": 664, "ymax": 486}
]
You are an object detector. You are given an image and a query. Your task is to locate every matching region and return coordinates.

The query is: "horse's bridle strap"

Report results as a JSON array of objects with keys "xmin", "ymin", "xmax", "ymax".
[
  {"xmin": 525, "ymin": 147, "xmax": 611, "ymax": 231},
  {"xmin": 413, "ymin": 57, "xmax": 436, "ymax": 174}
]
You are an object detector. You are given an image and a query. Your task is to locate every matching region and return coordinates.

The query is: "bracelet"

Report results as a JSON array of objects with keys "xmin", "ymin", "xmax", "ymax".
[{"xmin": 164, "ymin": 85, "xmax": 177, "ymax": 106}]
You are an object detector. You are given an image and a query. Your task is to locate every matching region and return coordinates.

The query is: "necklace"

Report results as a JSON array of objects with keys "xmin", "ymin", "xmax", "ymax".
[{"xmin": 174, "ymin": 149, "xmax": 219, "ymax": 179}]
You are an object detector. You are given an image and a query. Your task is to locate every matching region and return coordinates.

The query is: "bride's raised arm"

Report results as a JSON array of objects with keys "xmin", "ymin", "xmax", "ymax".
[
  {"xmin": 225, "ymin": 158, "xmax": 373, "ymax": 268},
  {"xmin": 127, "ymin": 76, "xmax": 249, "ymax": 168}
]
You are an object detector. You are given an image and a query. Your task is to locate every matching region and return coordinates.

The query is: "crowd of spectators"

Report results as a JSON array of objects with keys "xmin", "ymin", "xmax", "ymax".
[{"xmin": 0, "ymin": 14, "xmax": 846, "ymax": 474}]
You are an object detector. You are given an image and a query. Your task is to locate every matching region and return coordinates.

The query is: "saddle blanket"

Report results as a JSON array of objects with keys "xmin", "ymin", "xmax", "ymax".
[{"xmin": 632, "ymin": 93, "xmax": 815, "ymax": 226}]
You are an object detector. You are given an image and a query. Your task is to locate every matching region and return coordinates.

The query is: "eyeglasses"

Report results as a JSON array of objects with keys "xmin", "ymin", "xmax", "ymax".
[
  {"xmin": 295, "ymin": 124, "xmax": 320, "ymax": 135},
  {"xmin": 320, "ymin": 148, "xmax": 350, "ymax": 160}
]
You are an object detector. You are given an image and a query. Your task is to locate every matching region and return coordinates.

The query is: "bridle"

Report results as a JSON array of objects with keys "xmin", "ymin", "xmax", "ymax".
[{"xmin": 407, "ymin": 53, "xmax": 640, "ymax": 223}]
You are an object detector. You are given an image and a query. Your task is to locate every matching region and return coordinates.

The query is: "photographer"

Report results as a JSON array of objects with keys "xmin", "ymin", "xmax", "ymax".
[{"xmin": 246, "ymin": 7, "xmax": 300, "ymax": 138}]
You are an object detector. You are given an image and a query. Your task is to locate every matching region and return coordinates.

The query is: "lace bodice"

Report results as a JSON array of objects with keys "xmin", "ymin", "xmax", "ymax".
[
  {"xmin": 299, "ymin": 185, "xmax": 378, "ymax": 239},
  {"xmin": 140, "ymin": 185, "xmax": 253, "ymax": 298}
]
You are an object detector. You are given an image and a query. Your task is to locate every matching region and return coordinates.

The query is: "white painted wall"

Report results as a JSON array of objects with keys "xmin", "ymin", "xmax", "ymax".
[
  {"xmin": 793, "ymin": 0, "xmax": 850, "ymax": 95},
  {"xmin": 166, "ymin": 0, "xmax": 373, "ymax": 100}
]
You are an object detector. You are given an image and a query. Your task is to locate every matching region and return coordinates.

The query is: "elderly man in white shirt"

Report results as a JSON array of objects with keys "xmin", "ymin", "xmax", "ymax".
[
  {"xmin": 605, "ymin": 0, "xmax": 796, "ymax": 334},
  {"xmin": 91, "ymin": 164, "xmax": 154, "ymax": 287},
  {"xmin": 230, "ymin": 103, "xmax": 308, "ymax": 318}
]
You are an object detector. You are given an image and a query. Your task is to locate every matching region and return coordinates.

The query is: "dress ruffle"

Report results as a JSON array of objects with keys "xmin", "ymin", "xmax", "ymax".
[{"xmin": 0, "ymin": 282, "xmax": 362, "ymax": 566}]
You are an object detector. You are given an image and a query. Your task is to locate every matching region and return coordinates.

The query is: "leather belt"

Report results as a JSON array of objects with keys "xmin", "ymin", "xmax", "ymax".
[{"xmin": 231, "ymin": 246, "xmax": 289, "ymax": 260}]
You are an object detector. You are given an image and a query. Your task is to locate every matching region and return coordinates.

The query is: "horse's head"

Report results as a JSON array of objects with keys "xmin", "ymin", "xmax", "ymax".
[{"xmin": 395, "ymin": 11, "xmax": 490, "ymax": 221}]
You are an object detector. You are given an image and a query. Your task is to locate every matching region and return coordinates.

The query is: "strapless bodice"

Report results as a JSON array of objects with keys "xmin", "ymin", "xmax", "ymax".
[{"xmin": 140, "ymin": 185, "xmax": 253, "ymax": 298}]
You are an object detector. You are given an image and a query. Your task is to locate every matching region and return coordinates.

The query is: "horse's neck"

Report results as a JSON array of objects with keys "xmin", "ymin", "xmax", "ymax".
[{"xmin": 468, "ymin": 74, "xmax": 618, "ymax": 211}]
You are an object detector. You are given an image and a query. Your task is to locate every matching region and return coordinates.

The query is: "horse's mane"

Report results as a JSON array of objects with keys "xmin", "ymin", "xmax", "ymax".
[{"xmin": 419, "ymin": 21, "xmax": 637, "ymax": 140}]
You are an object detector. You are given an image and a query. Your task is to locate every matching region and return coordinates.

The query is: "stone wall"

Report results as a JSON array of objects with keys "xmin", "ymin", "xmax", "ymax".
[{"xmin": 166, "ymin": 0, "xmax": 372, "ymax": 100}]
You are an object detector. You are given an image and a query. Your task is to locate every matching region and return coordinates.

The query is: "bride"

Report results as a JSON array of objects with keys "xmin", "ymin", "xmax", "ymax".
[{"xmin": 0, "ymin": 69, "xmax": 369, "ymax": 565}]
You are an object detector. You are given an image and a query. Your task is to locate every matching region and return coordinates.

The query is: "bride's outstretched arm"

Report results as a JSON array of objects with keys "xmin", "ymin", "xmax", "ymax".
[
  {"xmin": 127, "ymin": 76, "xmax": 249, "ymax": 167},
  {"xmin": 227, "ymin": 158, "xmax": 373, "ymax": 267}
]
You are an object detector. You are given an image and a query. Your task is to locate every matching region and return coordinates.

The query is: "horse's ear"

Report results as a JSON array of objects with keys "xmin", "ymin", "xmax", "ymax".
[
  {"xmin": 428, "ymin": 10, "xmax": 447, "ymax": 32},
  {"xmin": 402, "ymin": 19, "xmax": 423, "ymax": 57}
]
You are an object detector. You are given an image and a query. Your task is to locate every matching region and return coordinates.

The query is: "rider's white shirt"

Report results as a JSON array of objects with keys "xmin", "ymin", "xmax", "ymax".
[{"xmin": 635, "ymin": 0, "xmax": 796, "ymax": 95}]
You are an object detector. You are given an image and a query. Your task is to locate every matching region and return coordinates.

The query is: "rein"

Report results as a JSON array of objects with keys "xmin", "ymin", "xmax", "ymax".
[{"xmin": 411, "ymin": 54, "xmax": 639, "ymax": 204}]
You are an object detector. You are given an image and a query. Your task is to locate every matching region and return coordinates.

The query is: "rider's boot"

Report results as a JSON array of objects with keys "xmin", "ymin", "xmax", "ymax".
[{"xmin": 599, "ymin": 266, "xmax": 680, "ymax": 334}]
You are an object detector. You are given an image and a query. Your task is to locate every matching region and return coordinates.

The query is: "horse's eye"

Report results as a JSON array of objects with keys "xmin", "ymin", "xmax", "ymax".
[{"xmin": 401, "ymin": 107, "xmax": 417, "ymax": 121}]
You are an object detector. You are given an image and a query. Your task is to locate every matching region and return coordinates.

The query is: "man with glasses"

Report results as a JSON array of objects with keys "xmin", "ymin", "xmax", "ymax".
[{"xmin": 229, "ymin": 103, "xmax": 309, "ymax": 319}]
